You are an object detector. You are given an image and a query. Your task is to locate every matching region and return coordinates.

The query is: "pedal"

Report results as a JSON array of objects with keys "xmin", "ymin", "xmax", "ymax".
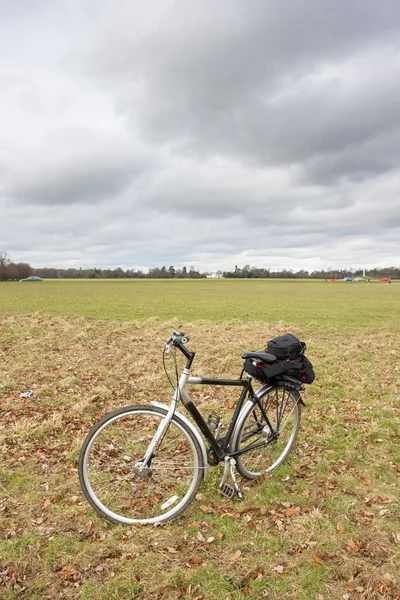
[
  {"xmin": 219, "ymin": 482, "xmax": 237, "ymax": 499},
  {"xmin": 219, "ymin": 457, "xmax": 244, "ymax": 501},
  {"xmin": 229, "ymin": 458, "xmax": 244, "ymax": 501}
]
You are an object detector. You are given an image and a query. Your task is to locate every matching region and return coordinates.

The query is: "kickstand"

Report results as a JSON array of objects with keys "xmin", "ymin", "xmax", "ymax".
[{"xmin": 219, "ymin": 457, "xmax": 244, "ymax": 501}]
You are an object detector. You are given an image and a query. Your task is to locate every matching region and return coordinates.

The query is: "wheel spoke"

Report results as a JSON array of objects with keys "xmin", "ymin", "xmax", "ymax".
[
  {"xmin": 235, "ymin": 388, "xmax": 301, "ymax": 479},
  {"xmin": 79, "ymin": 406, "xmax": 203, "ymax": 524}
]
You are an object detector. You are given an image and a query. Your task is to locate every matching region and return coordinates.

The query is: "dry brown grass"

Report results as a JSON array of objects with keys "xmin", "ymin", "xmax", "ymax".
[{"xmin": 1, "ymin": 314, "xmax": 400, "ymax": 599}]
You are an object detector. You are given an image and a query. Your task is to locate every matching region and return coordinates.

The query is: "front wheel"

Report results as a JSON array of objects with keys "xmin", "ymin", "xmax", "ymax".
[
  {"xmin": 232, "ymin": 386, "xmax": 301, "ymax": 480},
  {"xmin": 79, "ymin": 405, "xmax": 204, "ymax": 524}
]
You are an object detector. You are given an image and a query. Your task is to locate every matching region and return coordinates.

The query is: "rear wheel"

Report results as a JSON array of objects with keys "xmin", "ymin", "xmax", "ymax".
[
  {"xmin": 79, "ymin": 405, "xmax": 204, "ymax": 524},
  {"xmin": 233, "ymin": 386, "xmax": 301, "ymax": 479}
]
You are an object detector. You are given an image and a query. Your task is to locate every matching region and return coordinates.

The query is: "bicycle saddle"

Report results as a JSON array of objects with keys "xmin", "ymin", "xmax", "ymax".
[{"xmin": 242, "ymin": 350, "xmax": 277, "ymax": 362}]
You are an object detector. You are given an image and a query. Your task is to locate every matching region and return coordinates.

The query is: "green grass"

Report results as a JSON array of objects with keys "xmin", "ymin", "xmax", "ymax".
[
  {"xmin": 0, "ymin": 278, "xmax": 399, "ymax": 330},
  {"xmin": 1, "ymin": 281, "xmax": 400, "ymax": 599}
]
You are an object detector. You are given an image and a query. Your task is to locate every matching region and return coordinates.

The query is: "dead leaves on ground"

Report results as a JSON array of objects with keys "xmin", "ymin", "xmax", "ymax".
[{"xmin": 1, "ymin": 316, "xmax": 400, "ymax": 599}]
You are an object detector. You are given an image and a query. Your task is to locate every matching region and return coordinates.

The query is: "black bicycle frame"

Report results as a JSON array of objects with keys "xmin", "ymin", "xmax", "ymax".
[
  {"xmin": 182, "ymin": 378, "xmax": 250, "ymax": 460},
  {"xmin": 174, "ymin": 341, "xmax": 277, "ymax": 463}
]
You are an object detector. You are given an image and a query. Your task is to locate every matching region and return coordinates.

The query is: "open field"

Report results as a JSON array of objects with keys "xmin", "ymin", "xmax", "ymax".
[
  {"xmin": 0, "ymin": 278, "xmax": 399, "ymax": 331},
  {"xmin": 1, "ymin": 280, "xmax": 400, "ymax": 599}
]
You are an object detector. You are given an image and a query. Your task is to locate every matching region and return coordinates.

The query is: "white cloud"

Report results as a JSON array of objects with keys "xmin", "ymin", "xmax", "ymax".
[{"xmin": 1, "ymin": 0, "xmax": 400, "ymax": 271}]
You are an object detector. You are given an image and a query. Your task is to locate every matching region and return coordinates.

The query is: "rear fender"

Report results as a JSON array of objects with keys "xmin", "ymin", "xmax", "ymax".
[{"xmin": 277, "ymin": 378, "xmax": 306, "ymax": 405}]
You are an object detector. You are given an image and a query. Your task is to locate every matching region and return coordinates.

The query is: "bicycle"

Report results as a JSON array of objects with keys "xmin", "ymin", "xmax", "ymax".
[{"xmin": 79, "ymin": 330, "xmax": 308, "ymax": 524}]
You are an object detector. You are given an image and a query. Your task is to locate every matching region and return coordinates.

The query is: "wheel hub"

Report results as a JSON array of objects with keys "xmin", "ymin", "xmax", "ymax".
[
  {"xmin": 262, "ymin": 426, "xmax": 278, "ymax": 440},
  {"xmin": 133, "ymin": 462, "xmax": 153, "ymax": 478}
]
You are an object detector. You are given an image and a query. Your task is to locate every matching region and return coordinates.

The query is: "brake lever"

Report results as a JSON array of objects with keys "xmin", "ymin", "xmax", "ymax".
[{"xmin": 165, "ymin": 336, "xmax": 174, "ymax": 352}]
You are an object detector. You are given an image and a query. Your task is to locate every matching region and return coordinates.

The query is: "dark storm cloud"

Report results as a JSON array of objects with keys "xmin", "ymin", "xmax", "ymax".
[
  {"xmin": 85, "ymin": 1, "xmax": 400, "ymax": 170},
  {"xmin": 302, "ymin": 125, "xmax": 400, "ymax": 184},
  {"xmin": 0, "ymin": 0, "xmax": 399, "ymax": 271}
]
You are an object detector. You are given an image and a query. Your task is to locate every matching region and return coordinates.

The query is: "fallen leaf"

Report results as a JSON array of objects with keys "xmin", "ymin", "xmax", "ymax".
[
  {"xmin": 284, "ymin": 507, "xmax": 296, "ymax": 517},
  {"xmin": 188, "ymin": 557, "xmax": 203, "ymax": 565},
  {"xmin": 336, "ymin": 522, "xmax": 345, "ymax": 533},
  {"xmin": 60, "ymin": 565, "xmax": 82, "ymax": 582},
  {"xmin": 313, "ymin": 555, "xmax": 324, "ymax": 564},
  {"xmin": 239, "ymin": 506, "xmax": 260, "ymax": 515},
  {"xmin": 251, "ymin": 567, "xmax": 264, "ymax": 580},
  {"xmin": 347, "ymin": 540, "xmax": 360, "ymax": 552},
  {"xmin": 230, "ymin": 550, "xmax": 242, "ymax": 561}
]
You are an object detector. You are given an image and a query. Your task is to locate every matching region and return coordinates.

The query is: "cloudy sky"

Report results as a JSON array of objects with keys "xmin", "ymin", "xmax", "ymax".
[{"xmin": 1, "ymin": 0, "xmax": 399, "ymax": 272}]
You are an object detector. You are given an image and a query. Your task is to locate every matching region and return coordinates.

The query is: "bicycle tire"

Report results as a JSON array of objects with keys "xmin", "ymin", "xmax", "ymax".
[
  {"xmin": 79, "ymin": 404, "xmax": 204, "ymax": 524},
  {"xmin": 232, "ymin": 386, "xmax": 301, "ymax": 480}
]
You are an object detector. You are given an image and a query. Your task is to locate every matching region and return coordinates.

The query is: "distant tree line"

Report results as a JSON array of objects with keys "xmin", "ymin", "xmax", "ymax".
[
  {"xmin": 1, "ymin": 251, "xmax": 399, "ymax": 281},
  {"xmin": 0, "ymin": 251, "xmax": 33, "ymax": 281},
  {"xmin": 28, "ymin": 264, "xmax": 400, "ymax": 280},
  {"xmin": 222, "ymin": 265, "xmax": 400, "ymax": 279},
  {"xmin": 32, "ymin": 265, "xmax": 206, "ymax": 279}
]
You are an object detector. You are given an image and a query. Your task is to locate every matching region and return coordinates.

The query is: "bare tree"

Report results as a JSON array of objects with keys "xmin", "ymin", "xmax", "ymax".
[
  {"xmin": 0, "ymin": 250, "xmax": 11, "ymax": 266},
  {"xmin": 5, "ymin": 263, "xmax": 18, "ymax": 280},
  {"xmin": 0, "ymin": 252, "xmax": 34, "ymax": 281},
  {"xmin": 16, "ymin": 263, "xmax": 34, "ymax": 280}
]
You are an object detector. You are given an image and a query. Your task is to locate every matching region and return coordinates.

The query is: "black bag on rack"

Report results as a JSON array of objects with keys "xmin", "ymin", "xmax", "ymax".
[
  {"xmin": 266, "ymin": 333, "xmax": 306, "ymax": 360},
  {"xmin": 243, "ymin": 333, "xmax": 315, "ymax": 384}
]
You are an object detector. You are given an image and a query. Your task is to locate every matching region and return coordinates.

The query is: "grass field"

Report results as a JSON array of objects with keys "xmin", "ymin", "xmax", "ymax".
[
  {"xmin": 1, "ymin": 280, "xmax": 400, "ymax": 599},
  {"xmin": 0, "ymin": 278, "xmax": 399, "ymax": 331}
]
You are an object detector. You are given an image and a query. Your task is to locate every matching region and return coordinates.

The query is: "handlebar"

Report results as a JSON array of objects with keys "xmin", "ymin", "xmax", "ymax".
[
  {"xmin": 165, "ymin": 331, "xmax": 195, "ymax": 367},
  {"xmin": 166, "ymin": 331, "xmax": 190, "ymax": 349}
]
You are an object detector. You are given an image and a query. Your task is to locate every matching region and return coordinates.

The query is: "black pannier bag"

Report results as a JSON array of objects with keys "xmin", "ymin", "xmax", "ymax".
[{"xmin": 244, "ymin": 333, "xmax": 315, "ymax": 385}]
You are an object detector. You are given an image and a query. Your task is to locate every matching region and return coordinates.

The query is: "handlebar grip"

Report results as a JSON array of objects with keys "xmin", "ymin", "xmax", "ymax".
[{"xmin": 170, "ymin": 331, "xmax": 190, "ymax": 345}]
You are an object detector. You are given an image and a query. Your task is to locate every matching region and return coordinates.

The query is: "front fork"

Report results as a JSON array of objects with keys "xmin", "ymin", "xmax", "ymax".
[{"xmin": 135, "ymin": 371, "xmax": 189, "ymax": 471}]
